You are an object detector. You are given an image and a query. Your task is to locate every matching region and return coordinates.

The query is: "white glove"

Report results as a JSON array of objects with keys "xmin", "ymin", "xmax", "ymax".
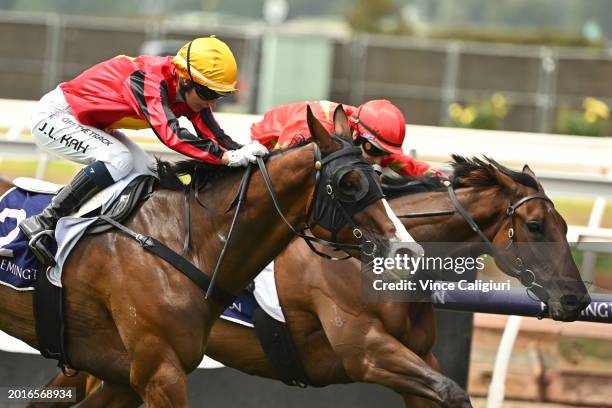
[
  {"xmin": 245, "ymin": 141, "xmax": 269, "ymax": 157},
  {"xmin": 226, "ymin": 142, "xmax": 269, "ymax": 167}
]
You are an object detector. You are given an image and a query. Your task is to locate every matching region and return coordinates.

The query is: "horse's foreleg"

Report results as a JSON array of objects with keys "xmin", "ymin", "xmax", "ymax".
[
  {"xmin": 128, "ymin": 340, "xmax": 191, "ymax": 408},
  {"xmin": 75, "ymin": 380, "xmax": 141, "ymax": 408},
  {"xmin": 317, "ymin": 307, "xmax": 471, "ymax": 408},
  {"xmin": 400, "ymin": 352, "xmax": 443, "ymax": 408}
]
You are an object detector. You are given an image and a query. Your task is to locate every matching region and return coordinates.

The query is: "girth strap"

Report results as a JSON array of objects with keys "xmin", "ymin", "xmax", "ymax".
[{"xmin": 98, "ymin": 215, "xmax": 236, "ymax": 308}]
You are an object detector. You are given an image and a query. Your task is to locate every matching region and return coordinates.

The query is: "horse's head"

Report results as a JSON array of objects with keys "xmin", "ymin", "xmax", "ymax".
[
  {"xmin": 453, "ymin": 156, "xmax": 590, "ymax": 321},
  {"xmin": 305, "ymin": 104, "xmax": 417, "ymax": 260}
]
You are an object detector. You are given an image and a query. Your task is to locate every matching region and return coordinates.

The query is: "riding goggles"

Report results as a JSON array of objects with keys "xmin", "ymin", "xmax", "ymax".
[
  {"xmin": 360, "ymin": 140, "xmax": 389, "ymax": 157},
  {"xmin": 193, "ymin": 83, "xmax": 229, "ymax": 100}
]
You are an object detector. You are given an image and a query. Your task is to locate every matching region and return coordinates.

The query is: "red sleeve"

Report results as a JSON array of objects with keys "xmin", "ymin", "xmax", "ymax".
[
  {"xmin": 251, "ymin": 102, "xmax": 313, "ymax": 150},
  {"xmin": 191, "ymin": 108, "xmax": 242, "ymax": 151},
  {"xmin": 128, "ymin": 70, "xmax": 224, "ymax": 164},
  {"xmin": 380, "ymin": 153, "xmax": 445, "ymax": 177},
  {"xmin": 251, "ymin": 104, "xmax": 294, "ymax": 150}
]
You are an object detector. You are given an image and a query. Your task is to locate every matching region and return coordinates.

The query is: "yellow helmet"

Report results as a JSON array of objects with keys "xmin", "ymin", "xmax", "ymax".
[{"xmin": 172, "ymin": 36, "xmax": 238, "ymax": 93}]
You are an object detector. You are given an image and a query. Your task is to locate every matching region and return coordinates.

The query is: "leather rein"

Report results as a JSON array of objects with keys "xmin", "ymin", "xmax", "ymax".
[{"xmin": 396, "ymin": 185, "xmax": 554, "ymax": 314}]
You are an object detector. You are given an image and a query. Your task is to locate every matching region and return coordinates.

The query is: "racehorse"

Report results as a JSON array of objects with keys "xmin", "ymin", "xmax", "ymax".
[
  {"xmin": 0, "ymin": 105, "xmax": 412, "ymax": 407},
  {"xmin": 36, "ymin": 156, "xmax": 590, "ymax": 407}
]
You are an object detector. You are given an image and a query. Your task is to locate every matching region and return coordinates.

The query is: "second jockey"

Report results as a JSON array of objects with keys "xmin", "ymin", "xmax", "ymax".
[
  {"xmin": 20, "ymin": 36, "xmax": 268, "ymax": 264},
  {"xmin": 251, "ymin": 100, "xmax": 444, "ymax": 179}
]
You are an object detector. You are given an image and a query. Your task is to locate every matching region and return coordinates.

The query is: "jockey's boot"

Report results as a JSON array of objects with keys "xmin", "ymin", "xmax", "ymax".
[{"xmin": 19, "ymin": 167, "xmax": 103, "ymax": 266}]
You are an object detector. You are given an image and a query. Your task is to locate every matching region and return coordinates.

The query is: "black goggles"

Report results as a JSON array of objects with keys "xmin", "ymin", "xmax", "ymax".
[
  {"xmin": 193, "ymin": 83, "xmax": 228, "ymax": 100},
  {"xmin": 361, "ymin": 140, "xmax": 389, "ymax": 157}
]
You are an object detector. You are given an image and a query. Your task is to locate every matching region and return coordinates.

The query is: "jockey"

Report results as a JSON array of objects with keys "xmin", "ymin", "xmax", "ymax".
[
  {"xmin": 20, "ymin": 36, "xmax": 268, "ymax": 263},
  {"xmin": 251, "ymin": 100, "xmax": 445, "ymax": 179}
]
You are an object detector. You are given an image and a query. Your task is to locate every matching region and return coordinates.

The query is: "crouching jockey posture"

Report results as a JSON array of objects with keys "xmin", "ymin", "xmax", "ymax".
[
  {"xmin": 251, "ymin": 99, "xmax": 446, "ymax": 180},
  {"xmin": 20, "ymin": 36, "xmax": 268, "ymax": 264}
]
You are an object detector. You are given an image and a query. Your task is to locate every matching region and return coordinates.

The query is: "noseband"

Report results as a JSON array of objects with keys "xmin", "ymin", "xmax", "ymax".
[
  {"xmin": 256, "ymin": 140, "xmax": 384, "ymax": 260},
  {"xmin": 448, "ymin": 186, "xmax": 553, "ymax": 298}
]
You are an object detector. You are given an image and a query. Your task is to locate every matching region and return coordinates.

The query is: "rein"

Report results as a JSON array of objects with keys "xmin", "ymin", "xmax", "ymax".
[
  {"xmin": 255, "ymin": 143, "xmax": 376, "ymax": 261},
  {"xmin": 103, "ymin": 141, "xmax": 384, "ymax": 306},
  {"xmin": 447, "ymin": 186, "xmax": 552, "ymax": 289},
  {"xmin": 395, "ymin": 184, "xmax": 553, "ymax": 315},
  {"xmin": 446, "ymin": 186, "xmax": 554, "ymax": 316}
]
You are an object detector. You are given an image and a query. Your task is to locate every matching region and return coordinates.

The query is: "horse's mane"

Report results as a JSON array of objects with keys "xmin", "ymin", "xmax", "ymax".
[
  {"xmin": 155, "ymin": 139, "xmax": 311, "ymax": 189},
  {"xmin": 451, "ymin": 154, "xmax": 539, "ymax": 190},
  {"xmin": 382, "ymin": 154, "xmax": 539, "ymax": 199},
  {"xmin": 382, "ymin": 175, "xmax": 444, "ymax": 199}
]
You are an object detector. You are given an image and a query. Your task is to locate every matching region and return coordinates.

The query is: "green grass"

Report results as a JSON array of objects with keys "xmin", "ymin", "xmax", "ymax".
[
  {"xmin": 552, "ymin": 196, "xmax": 612, "ymax": 228},
  {"xmin": 0, "ymin": 158, "xmax": 80, "ymax": 183}
]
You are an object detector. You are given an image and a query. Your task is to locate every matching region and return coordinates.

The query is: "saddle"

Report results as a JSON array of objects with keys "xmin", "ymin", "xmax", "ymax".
[{"xmin": 14, "ymin": 175, "xmax": 156, "ymax": 370}]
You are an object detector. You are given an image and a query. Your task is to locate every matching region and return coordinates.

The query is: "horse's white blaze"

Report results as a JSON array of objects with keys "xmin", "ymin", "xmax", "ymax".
[
  {"xmin": 383, "ymin": 199, "xmax": 413, "ymax": 243},
  {"xmin": 383, "ymin": 199, "xmax": 425, "ymax": 257}
]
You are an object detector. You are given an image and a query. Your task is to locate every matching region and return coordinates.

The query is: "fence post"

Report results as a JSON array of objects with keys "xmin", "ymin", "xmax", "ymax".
[
  {"xmin": 440, "ymin": 41, "xmax": 461, "ymax": 126},
  {"xmin": 349, "ymin": 35, "xmax": 367, "ymax": 106},
  {"xmin": 536, "ymin": 47, "xmax": 558, "ymax": 133},
  {"xmin": 43, "ymin": 13, "xmax": 64, "ymax": 94}
]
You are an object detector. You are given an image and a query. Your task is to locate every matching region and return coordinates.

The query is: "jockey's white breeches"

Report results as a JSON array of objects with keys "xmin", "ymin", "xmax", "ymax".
[{"xmin": 30, "ymin": 87, "xmax": 151, "ymax": 182}]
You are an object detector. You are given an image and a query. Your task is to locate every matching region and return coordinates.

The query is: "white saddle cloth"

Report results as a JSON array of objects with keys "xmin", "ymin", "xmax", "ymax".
[{"xmin": 253, "ymin": 261, "xmax": 286, "ymax": 323}]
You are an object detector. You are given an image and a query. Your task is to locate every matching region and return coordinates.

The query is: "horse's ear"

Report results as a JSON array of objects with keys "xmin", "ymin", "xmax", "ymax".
[
  {"xmin": 522, "ymin": 164, "xmax": 535, "ymax": 177},
  {"xmin": 523, "ymin": 164, "xmax": 544, "ymax": 191},
  {"xmin": 494, "ymin": 168, "xmax": 519, "ymax": 192},
  {"xmin": 308, "ymin": 105, "xmax": 337, "ymax": 153},
  {"xmin": 333, "ymin": 104, "xmax": 351, "ymax": 142}
]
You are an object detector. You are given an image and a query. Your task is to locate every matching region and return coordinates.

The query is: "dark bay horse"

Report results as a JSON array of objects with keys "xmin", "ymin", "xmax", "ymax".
[
  {"xmin": 39, "ymin": 156, "xmax": 590, "ymax": 407},
  {"xmin": 0, "ymin": 105, "xmax": 412, "ymax": 407}
]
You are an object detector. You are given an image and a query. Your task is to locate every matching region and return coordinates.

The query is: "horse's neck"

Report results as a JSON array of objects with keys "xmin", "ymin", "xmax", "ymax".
[
  {"xmin": 0, "ymin": 179, "xmax": 13, "ymax": 196},
  {"xmin": 189, "ymin": 145, "xmax": 316, "ymax": 296},
  {"xmin": 399, "ymin": 186, "xmax": 507, "ymax": 242}
]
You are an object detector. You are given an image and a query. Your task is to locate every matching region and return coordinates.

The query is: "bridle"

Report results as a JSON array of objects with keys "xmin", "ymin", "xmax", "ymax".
[
  {"xmin": 181, "ymin": 138, "xmax": 386, "ymax": 302},
  {"xmin": 256, "ymin": 139, "xmax": 385, "ymax": 260},
  {"xmin": 447, "ymin": 186, "xmax": 554, "ymax": 307}
]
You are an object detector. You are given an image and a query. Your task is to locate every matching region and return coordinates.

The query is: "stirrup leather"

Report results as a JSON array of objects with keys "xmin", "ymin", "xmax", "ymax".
[{"xmin": 28, "ymin": 230, "xmax": 56, "ymax": 266}]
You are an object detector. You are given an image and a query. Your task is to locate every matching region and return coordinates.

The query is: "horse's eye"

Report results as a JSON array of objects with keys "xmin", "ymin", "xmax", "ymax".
[
  {"xmin": 527, "ymin": 221, "xmax": 543, "ymax": 234},
  {"xmin": 340, "ymin": 179, "xmax": 357, "ymax": 192}
]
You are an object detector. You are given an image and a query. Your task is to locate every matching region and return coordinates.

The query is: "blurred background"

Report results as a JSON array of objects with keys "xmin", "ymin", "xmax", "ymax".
[
  {"xmin": 0, "ymin": 1, "xmax": 611, "ymax": 407},
  {"xmin": 0, "ymin": 0, "xmax": 610, "ymax": 134}
]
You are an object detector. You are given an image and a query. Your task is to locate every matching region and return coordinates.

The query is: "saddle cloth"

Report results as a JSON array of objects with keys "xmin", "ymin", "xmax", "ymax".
[
  {"xmin": 0, "ymin": 172, "xmax": 151, "ymax": 290},
  {"xmin": 221, "ymin": 261, "xmax": 286, "ymax": 326}
]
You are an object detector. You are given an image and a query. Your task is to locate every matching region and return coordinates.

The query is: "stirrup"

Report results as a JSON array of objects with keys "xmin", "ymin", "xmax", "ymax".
[{"xmin": 28, "ymin": 230, "xmax": 57, "ymax": 267}]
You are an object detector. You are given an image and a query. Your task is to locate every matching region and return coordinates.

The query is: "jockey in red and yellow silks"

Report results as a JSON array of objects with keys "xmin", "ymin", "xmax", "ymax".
[
  {"xmin": 251, "ymin": 100, "xmax": 444, "ymax": 178},
  {"xmin": 20, "ymin": 36, "xmax": 268, "ymax": 265}
]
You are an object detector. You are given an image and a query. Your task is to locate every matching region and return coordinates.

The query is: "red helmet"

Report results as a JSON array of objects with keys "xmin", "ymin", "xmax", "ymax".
[{"xmin": 352, "ymin": 99, "xmax": 406, "ymax": 155}]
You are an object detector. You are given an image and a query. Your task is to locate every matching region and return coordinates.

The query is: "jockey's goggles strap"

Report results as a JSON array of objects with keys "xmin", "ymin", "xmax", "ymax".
[
  {"xmin": 187, "ymin": 40, "xmax": 194, "ymax": 83},
  {"xmin": 353, "ymin": 107, "xmax": 403, "ymax": 148},
  {"xmin": 186, "ymin": 40, "xmax": 227, "ymax": 100}
]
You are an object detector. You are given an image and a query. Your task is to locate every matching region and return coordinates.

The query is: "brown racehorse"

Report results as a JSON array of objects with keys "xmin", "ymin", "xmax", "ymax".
[
  {"xmin": 0, "ymin": 105, "xmax": 413, "ymax": 407},
  {"xmin": 38, "ymin": 157, "xmax": 590, "ymax": 407}
]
